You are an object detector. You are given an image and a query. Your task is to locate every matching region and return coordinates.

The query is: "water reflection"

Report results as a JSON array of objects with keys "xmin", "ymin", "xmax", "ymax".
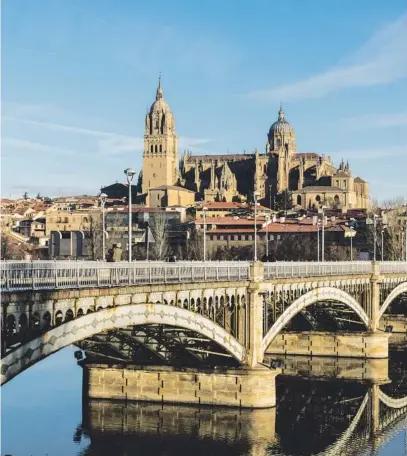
[{"xmin": 78, "ymin": 349, "xmax": 407, "ymax": 456}]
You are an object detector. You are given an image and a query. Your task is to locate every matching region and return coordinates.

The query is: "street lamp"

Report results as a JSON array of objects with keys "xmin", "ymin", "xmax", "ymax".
[
  {"xmin": 381, "ymin": 229, "xmax": 384, "ymax": 262},
  {"xmin": 99, "ymin": 193, "xmax": 107, "ymax": 261},
  {"xmin": 269, "ymin": 184, "xmax": 272, "ymax": 211},
  {"xmin": 373, "ymin": 214, "xmax": 379, "ymax": 262},
  {"xmin": 318, "ymin": 206, "xmax": 327, "ymax": 262},
  {"xmin": 349, "ymin": 226, "xmax": 355, "ymax": 261},
  {"xmin": 253, "ymin": 191, "xmax": 259, "ymax": 262},
  {"xmin": 124, "ymin": 168, "xmax": 136, "ymax": 262},
  {"xmin": 317, "ymin": 220, "xmax": 321, "ymax": 262},
  {"xmin": 265, "ymin": 214, "xmax": 270, "ymax": 260},
  {"xmin": 203, "ymin": 206, "xmax": 208, "ymax": 261}
]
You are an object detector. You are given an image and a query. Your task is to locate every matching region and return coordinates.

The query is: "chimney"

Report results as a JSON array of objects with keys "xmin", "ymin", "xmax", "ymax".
[
  {"xmin": 280, "ymin": 217, "xmax": 285, "ymax": 223},
  {"xmin": 272, "ymin": 215, "xmax": 277, "ymax": 223},
  {"xmin": 331, "ymin": 216, "xmax": 336, "ymax": 222},
  {"xmin": 312, "ymin": 216, "xmax": 317, "ymax": 226}
]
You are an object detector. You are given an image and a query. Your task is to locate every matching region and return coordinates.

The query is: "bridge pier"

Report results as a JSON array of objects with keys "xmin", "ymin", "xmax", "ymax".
[
  {"xmin": 83, "ymin": 363, "xmax": 280, "ymax": 408},
  {"xmin": 265, "ymin": 331, "xmax": 390, "ymax": 358}
]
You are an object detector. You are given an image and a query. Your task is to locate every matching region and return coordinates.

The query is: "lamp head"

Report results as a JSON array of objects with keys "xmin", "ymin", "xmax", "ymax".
[{"xmin": 124, "ymin": 168, "xmax": 136, "ymax": 177}]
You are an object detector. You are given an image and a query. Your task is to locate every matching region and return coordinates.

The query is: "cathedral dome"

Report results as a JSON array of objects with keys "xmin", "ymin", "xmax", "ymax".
[{"xmin": 269, "ymin": 106, "xmax": 294, "ymax": 136}]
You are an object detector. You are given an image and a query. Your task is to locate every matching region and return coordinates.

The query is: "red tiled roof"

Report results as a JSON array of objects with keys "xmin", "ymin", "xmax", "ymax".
[
  {"xmin": 195, "ymin": 216, "xmax": 267, "ymax": 226},
  {"xmin": 198, "ymin": 202, "xmax": 270, "ymax": 211},
  {"xmin": 208, "ymin": 229, "xmax": 256, "ymax": 233}
]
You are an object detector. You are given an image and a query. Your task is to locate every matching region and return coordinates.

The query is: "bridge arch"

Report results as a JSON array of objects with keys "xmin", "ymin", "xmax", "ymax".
[
  {"xmin": 1, "ymin": 304, "xmax": 246, "ymax": 386},
  {"xmin": 378, "ymin": 281, "xmax": 407, "ymax": 322},
  {"xmin": 378, "ymin": 390, "xmax": 407, "ymax": 409},
  {"xmin": 260, "ymin": 287, "xmax": 370, "ymax": 356}
]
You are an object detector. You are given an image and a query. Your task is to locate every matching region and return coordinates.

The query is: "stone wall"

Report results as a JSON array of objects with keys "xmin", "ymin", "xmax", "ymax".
[
  {"xmin": 379, "ymin": 315, "xmax": 407, "ymax": 334},
  {"xmin": 84, "ymin": 363, "xmax": 279, "ymax": 408},
  {"xmin": 263, "ymin": 354, "xmax": 389, "ymax": 383},
  {"xmin": 265, "ymin": 331, "xmax": 389, "ymax": 359}
]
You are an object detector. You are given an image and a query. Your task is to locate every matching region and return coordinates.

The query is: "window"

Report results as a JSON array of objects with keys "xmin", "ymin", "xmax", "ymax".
[
  {"xmin": 220, "ymin": 235, "xmax": 224, "ymax": 241},
  {"xmin": 155, "ymin": 145, "xmax": 157, "ymax": 153},
  {"xmin": 234, "ymin": 235, "xmax": 238, "ymax": 241},
  {"xmin": 151, "ymin": 145, "xmax": 153, "ymax": 153},
  {"xmin": 159, "ymin": 144, "xmax": 162, "ymax": 152}
]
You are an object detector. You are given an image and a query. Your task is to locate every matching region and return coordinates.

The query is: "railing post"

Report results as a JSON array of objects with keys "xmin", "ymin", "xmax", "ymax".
[
  {"xmin": 164, "ymin": 264, "xmax": 167, "ymax": 283},
  {"xmin": 77, "ymin": 260, "xmax": 80, "ymax": 288},
  {"xmin": 97, "ymin": 261, "xmax": 100, "ymax": 287},
  {"xmin": 55, "ymin": 263, "xmax": 58, "ymax": 288},
  {"xmin": 149, "ymin": 262, "xmax": 152, "ymax": 284},
  {"xmin": 32, "ymin": 261, "xmax": 35, "ymax": 289},
  {"xmin": 6, "ymin": 262, "xmax": 10, "ymax": 291},
  {"xmin": 179, "ymin": 264, "xmax": 182, "ymax": 282}
]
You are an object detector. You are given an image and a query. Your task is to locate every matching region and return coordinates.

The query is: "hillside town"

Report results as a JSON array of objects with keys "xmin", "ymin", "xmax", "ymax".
[{"xmin": 1, "ymin": 191, "xmax": 406, "ymax": 262}]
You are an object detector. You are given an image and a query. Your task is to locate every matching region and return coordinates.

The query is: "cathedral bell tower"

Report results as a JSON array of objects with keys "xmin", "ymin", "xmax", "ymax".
[{"xmin": 142, "ymin": 77, "xmax": 179, "ymax": 194}]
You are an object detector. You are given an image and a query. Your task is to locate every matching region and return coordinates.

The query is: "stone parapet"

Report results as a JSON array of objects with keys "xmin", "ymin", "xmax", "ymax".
[
  {"xmin": 265, "ymin": 331, "xmax": 390, "ymax": 359},
  {"xmin": 84, "ymin": 363, "xmax": 280, "ymax": 408}
]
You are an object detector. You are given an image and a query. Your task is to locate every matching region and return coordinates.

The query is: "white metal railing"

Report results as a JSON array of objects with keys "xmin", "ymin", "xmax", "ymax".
[
  {"xmin": 379, "ymin": 261, "xmax": 407, "ymax": 275},
  {"xmin": 0, "ymin": 260, "xmax": 406, "ymax": 292},
  {"xmin": 0, "ymin": 260, "xmax": 251, "ymax": 292},
  {"xmin": 263, "ymin": 261, "xmax": 374, "ymax": 279}
]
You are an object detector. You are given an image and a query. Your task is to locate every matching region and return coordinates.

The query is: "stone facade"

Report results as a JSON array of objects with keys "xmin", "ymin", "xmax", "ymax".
[{"xmin": 141, "ymin": 82, "xmax": 370, "ymax": 211}]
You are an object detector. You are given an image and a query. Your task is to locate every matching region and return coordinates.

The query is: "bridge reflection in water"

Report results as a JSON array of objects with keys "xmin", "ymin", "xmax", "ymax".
[{"xmin": 77, "ymin": 349, "xmax": 407, "ymax": 456}]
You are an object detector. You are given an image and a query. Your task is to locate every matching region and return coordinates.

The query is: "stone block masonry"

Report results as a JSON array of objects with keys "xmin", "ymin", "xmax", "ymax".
[
  {"xmin": 265, "ymin": 331, "xmax": 389, "ymax": 358},
  {"xmin": 83, "ymin": 363, "xmax": 280, "ymax": 408}
]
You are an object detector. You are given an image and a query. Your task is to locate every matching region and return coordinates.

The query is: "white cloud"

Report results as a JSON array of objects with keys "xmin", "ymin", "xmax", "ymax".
[
  {"xmin": 2, "ymin": 138, "xmax": 80, "ymax": 156},
  {"xmin": 329, "ymin": 145, "xmax": 407, "ymax": 161},
  {"xmin": 247, "ymin": 13, "xmax": 407, "ymax": 102},
  {"xmin": 342, "ymin": 113, "xmax": 407, "ymax": 130},
  {"xmin": 3, "ymin": 116, "xmax": 212, "ymax": 156}
]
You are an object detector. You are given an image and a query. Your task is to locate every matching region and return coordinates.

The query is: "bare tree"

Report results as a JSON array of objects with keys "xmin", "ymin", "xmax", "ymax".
[{"xmin": 151, "ymin": 214, "xmax": 169, "ymax": 260}]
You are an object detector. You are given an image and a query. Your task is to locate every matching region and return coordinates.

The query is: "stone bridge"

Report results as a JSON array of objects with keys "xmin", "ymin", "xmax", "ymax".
[{"xmin": 1, "ymin": 260, "xmax": 407, "ymax": 406}]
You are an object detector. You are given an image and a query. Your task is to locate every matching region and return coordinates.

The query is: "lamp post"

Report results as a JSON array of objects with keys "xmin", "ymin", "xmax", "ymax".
[
  {"xmin": 99, "ymin": 193, "xmax": 107, "ymax": 261},
  {"xmin": 381, "ymin": 229, "xmax": 384, "ymax": 262},
  {"xmin": 124, "ymin": 168, "xmax": 136, "ymax": 262},
  {"xmin": 350, "ymin": 227, "xmax": 355, "ymax": 261},
  {"xmin": 317, "ymin": 220, "xmax": 321, "ymax": 262},
  {"xmin": 265, "ymin": 214, "xmax": 270, "ymax": 260},
  {"xmin": 253, "ymin": 191, "xmax": 259, "ymax": 262},
  {"xmin": 203, "ymin": 206, "xmax": 208, "ymax": 261},
  {"xmin": 373, "ymin": 214, "xmax": 378, "ymax": 262},
  {"xmin": 318, "ymin": 206, "xmax": 326, "ymax": 262},
  {"xmin": 269, "ymin": 185, "xmax": 272, "ymax": 211}
]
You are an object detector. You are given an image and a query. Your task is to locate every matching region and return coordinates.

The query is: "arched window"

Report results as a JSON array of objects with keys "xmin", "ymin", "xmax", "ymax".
[
  {"xmin": 297, "ymin": 195, "xmax": 302, "ymax": 205},
  {"xmin": 276, "ymin": 138, "xmax": 281, "ymax": 148},
  {"xmin": 155, "ymin": 145, "xmax": 157, "ymax": 153},
  {"xmin": 316, "ymin": 195, "xmax": 321, "ymax": 202},
  {"xmin": 159, "ymin": 144, "xmax": 162, "ymax": 153},
  {"xmin": 150, "ymin": 145, "xmax": 153, "ymax": 153}
]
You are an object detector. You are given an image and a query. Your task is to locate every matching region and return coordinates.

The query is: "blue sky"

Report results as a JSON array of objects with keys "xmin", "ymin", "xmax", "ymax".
[{"xmin": 2, "ymin": 0, "xmax": 407, "ymax": 200}]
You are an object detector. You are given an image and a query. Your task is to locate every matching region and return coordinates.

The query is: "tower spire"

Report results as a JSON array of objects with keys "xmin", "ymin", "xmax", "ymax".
[{"xmin": 156, "ymin": 73, "xmax": 163, "ymax": 100}]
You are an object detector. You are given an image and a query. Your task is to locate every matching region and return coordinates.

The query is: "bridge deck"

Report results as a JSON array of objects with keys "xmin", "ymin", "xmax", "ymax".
[{"xmin": 2, "ymin": 260, "xmax": 406, "ymax": 292}]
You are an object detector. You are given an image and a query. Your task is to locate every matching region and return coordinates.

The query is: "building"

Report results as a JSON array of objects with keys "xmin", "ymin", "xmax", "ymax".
[
  {"xmin": 143, "ymin": 77, "xmax": 179, "ymax": 195},
  {"xmin": 147, "ymin": 185, "xmax": 195, "ymax": 208},
  {"xmin": 141, "ymin": 81, "xmax": 370, "ymax": 212}
]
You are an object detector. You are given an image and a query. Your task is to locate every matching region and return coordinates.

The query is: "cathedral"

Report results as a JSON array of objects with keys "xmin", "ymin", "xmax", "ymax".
[{"xmin": 142, "ymin": 80, "xmax": 370, "ymax": 211}]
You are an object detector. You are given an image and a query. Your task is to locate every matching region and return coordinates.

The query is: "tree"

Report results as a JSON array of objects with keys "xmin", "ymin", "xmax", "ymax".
[
  {"xmin": 36, "ymin": 192, "xmax": 41, "ymax": 200},
  {"xmin": 22, "ymin": 192, "xmax": 29, "ymax": 200},
  {"xmin": 1, "ymin": 236, "xmax": 12, "ymax": 260},
  {"xmin": 275, "ymin": 190, "xmax": 293, "ymax": 212},
  {"xmin": 366, "ymin": 202, "xmax": 407, "ymax": 261},
  {"xmin": 150, "ymin": 214, "xmax": 169, "ymax": 260}
]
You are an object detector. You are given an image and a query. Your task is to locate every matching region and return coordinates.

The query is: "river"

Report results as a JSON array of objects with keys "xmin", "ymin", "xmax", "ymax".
[{"xmin": 2, "ymin": 346, "xmax": 406, "ymax": 456}]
